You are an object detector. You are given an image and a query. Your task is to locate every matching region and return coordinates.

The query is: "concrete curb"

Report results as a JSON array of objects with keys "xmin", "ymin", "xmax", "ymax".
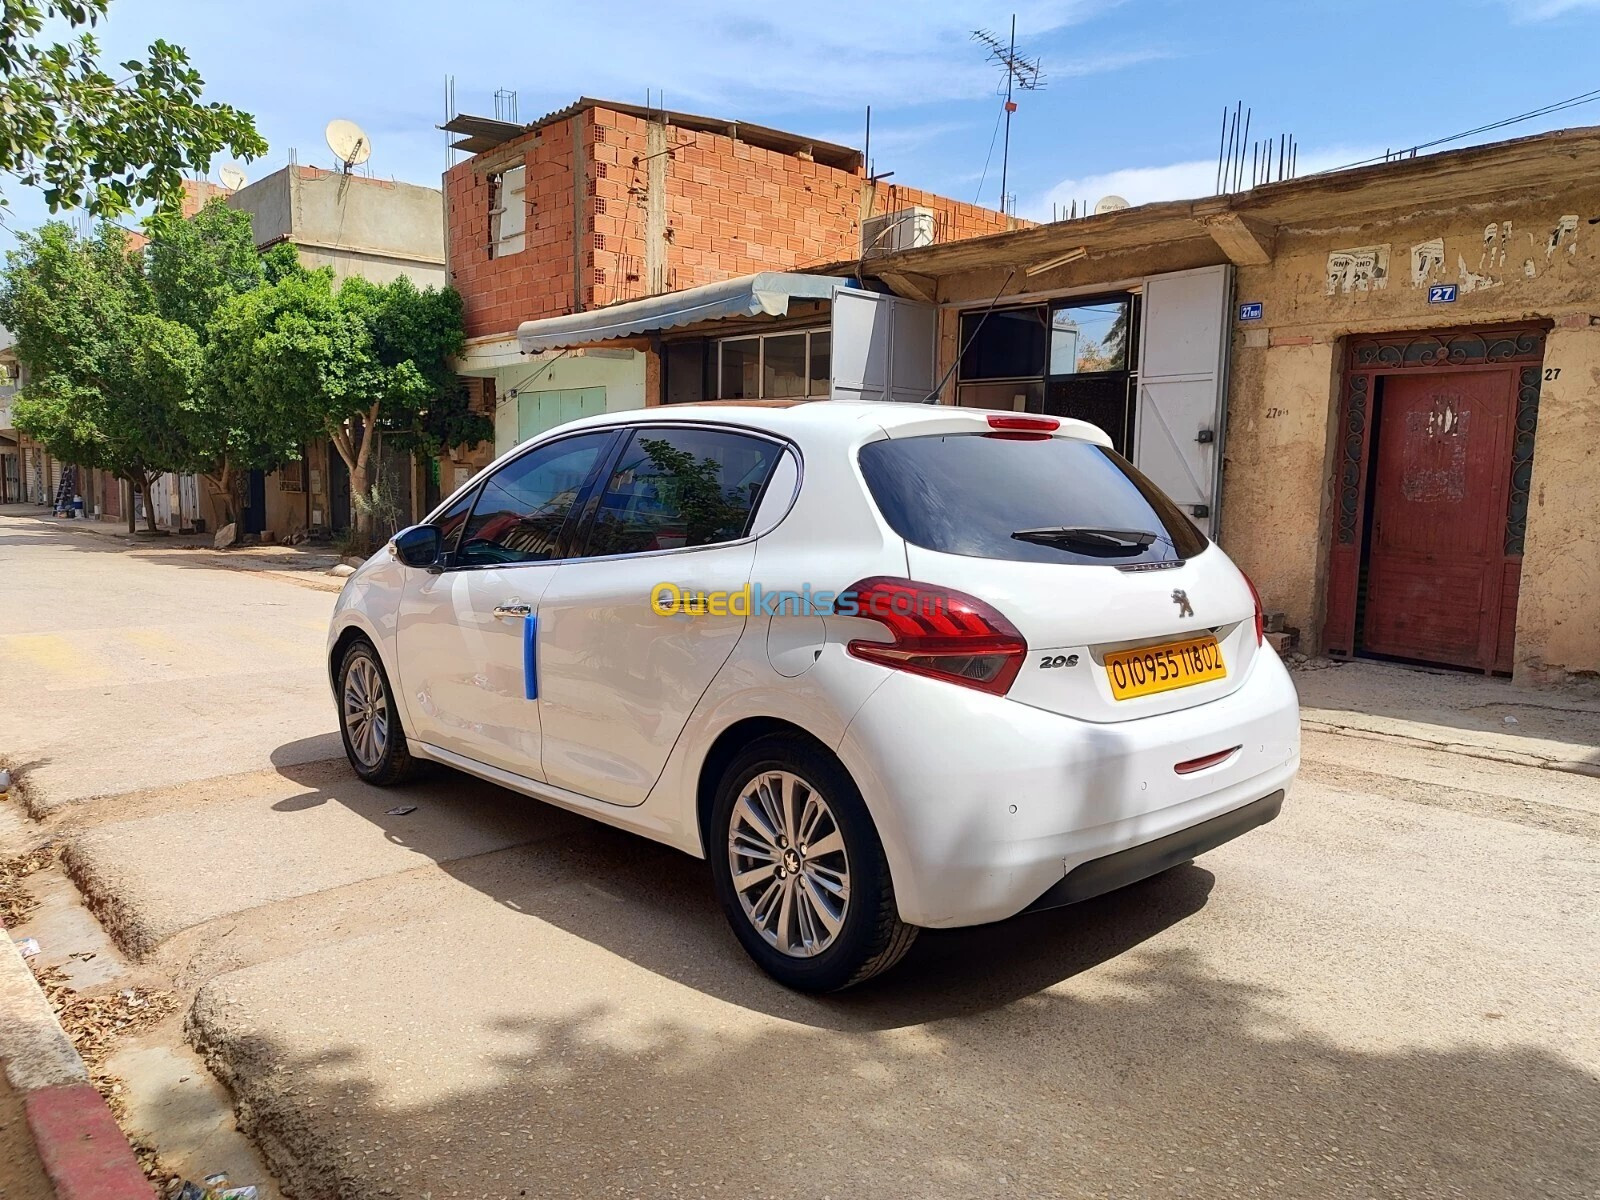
[
  {"xmin": 1, "ymin": 935, "xmax": 154, "ymax": 1199},
  {"xmin": 1302, "ymin": 716, "xmax": 1600, "ymax": 778}
]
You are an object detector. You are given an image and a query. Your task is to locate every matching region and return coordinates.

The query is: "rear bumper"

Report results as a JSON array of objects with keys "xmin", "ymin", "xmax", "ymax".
[
  {"xmin": 835, "ymin": 646, "xmax": 1300, "ymax": 928},
  {"xmin": 1022, "ymin": 789, "xmax": 1283, "ymax": 913}
]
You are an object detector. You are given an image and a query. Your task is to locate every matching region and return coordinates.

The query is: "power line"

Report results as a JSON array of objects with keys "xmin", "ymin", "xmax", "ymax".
[{"xmin": 1327, "ymin": 85, "xmax": 1600, "ymax": 173}]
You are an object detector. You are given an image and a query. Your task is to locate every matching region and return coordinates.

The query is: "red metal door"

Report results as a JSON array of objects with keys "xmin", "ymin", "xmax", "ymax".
[{"xmin": 1361, "ymin": 370, "xmax": 1515, "ymax": 670}]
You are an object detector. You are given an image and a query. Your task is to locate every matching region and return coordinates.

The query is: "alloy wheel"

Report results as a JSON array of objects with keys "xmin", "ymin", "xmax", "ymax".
[
  {"xmin": 343, "ymin": 655, "xmax": 389, "ymax": 768},
  {"xmin": 727, "ymin": 770, "xmax": 851, "ymax": 957}
]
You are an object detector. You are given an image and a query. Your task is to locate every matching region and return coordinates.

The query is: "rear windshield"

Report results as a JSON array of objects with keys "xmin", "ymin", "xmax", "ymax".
[{"xmin": 857, "ymin": 433, "xmax": 1209, "ymax": 566}]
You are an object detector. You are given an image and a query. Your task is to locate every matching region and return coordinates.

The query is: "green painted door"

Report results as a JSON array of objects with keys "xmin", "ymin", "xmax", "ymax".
[{"xmin": 517, "ymin": 387, "xmax": 608, "ymax": 443}]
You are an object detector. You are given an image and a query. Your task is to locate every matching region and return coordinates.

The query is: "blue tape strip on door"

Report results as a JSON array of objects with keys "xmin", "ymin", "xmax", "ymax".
[{"xmin": 523, "ymin": 614, "xmax": 538, "ymax": 700}]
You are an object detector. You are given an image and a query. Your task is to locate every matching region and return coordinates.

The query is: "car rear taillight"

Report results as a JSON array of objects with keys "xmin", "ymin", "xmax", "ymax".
[
  {"xmin": 844, "ymin": 577, "xmax": 1027, "ymax": 696},
  {"xmin": 1242, "ymin": 571, "xmax": 1264, "ymax": 645}
]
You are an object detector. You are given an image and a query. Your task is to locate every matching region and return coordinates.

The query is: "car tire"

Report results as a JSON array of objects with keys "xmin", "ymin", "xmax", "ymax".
[
  {"xmin": 709, "ymin": 733, "xmax": 916, "ymax": 992},
  {"xmin": 336, "ymin": 639, "xmax": 418, "ymax": 786}
]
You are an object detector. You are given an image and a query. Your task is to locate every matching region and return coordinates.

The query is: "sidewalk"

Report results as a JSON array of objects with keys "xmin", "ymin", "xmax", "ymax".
[
  {"xmin": 0, "ymin": 504, "xmax": 349, "ymax": 592},
  {"xmin": 1293, "ymin": 657, "xmax": 1600, "ymax": 777}
]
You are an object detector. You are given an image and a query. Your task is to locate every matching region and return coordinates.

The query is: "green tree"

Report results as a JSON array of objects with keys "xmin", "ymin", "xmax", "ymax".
[
  {"xmin": 0, "ymin": 221, "xmax": 202, "ymax": 530},
  {"xmin": 143, "ymin": 198, "xmax": 275, "ymax": 522},
  {"xmin": 1, "ymin": 1, "xmax": 265, "ymax": 219},
  {"xmin": 206, "ymin": 268, "xmax": 487, "ymax": 544}
]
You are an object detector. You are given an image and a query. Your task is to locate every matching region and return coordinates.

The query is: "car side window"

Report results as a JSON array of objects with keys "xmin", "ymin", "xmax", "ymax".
[
  {"xmin": 456, "ymin": 432, "xmax": 611, "ymax": 567},
  {"xmin": 581, "ymin": 427, "xmax": 783, "ymax": 557},
  {"xmin": 430, "ymin": 484, "xmax": 480, "ymax": 561}
]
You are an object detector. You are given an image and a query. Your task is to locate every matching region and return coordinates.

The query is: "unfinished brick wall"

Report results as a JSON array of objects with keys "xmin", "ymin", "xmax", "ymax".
[
  {"xmin": 447, "ymin": 115, "xmax": 581, "ymax": 339},
  {"xmin": 446, "ymin": 103, "xmax": 1022, "ymax": 339}
]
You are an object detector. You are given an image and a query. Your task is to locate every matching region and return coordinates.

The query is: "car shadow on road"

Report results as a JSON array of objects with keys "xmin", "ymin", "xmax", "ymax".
[
  {"xmin": 267, "ymin": 740, "xmax": 1215, "ymax": 1032},
  {"xmin": 186, "ymin": 935, "xmax": 1600, "ymax": 1200}
]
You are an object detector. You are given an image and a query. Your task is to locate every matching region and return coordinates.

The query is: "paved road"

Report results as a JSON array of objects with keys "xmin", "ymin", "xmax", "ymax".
[
  {"xmin": 4, "ymin": 512, "xmax": 1597, "ymax": 1200},
  {"xmin": 0, "ymin": 510, "xmax": 340, "ymax": 809}
]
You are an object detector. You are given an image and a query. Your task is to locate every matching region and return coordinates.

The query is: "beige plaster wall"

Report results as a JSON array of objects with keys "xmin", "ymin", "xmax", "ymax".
[
  {"xmin": 1219, "ymin": 189, "xmax": 1600, "ymax": 675},
  {"xmin": 1514, "ymin": 322, "xmax": 1600, "ymax": 681},
  {"xmin": 1218, "ymin": 340, "xmax": 1340, "ymax": 640}
]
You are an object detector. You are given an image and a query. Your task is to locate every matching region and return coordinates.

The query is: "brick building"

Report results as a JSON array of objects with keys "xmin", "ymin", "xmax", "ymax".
[{"xmin": 441, "ymin": 97, "xmax": 1020, "ymax": 452}]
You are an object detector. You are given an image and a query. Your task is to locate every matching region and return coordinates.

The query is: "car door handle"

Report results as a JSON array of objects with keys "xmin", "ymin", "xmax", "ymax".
[{"xmin": 493, "ymin": 603, "xmax": 532, "ymax": 619}]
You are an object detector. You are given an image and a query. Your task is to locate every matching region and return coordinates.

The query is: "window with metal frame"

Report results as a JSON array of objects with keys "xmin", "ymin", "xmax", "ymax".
[
  {"xmin": 277, "ymin": 457, "xmax": 306, "ymax": 493},
  {"xmin": 956, "ymin": 294, "xmax": 1140, "ymax": 456},
  {"xmin": 714, "ymin": 328, "xmax": 831, "ymax": 400}
]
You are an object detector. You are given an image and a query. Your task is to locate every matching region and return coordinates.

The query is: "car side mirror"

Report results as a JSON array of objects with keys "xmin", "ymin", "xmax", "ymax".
[{"xmin": 391, "ymin": 524, "xmax": 443, "ymax": 570}]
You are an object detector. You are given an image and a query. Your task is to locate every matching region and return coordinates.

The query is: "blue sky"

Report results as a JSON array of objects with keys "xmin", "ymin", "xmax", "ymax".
[{"xmin": 5, "ymin": 0, "xmax": 1600, "ymax": 250}]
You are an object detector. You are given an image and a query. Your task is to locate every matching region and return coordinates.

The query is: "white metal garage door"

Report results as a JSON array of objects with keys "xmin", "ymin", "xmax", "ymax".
[{"xmin": 1135, "ymin": 265, "xmax": 1233, "ymax": 537}]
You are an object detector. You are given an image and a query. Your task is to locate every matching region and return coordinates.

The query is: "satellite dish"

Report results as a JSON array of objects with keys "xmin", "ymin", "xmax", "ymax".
[
  {"xmin": 219, "ymin": 164, "xmax": 247, "ymax": 191},
  {"xmin": 325, "ymin": 119, "xmax": 372, "ymax": 169},
  {"xmin": 1094, "ymin": 195, "xmax": 1131, "ymax": 214}
]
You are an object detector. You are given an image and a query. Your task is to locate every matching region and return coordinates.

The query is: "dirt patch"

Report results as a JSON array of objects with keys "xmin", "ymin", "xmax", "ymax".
[
  {"xmin": 0, "ymin": 841, "xmax": 61, "ymax": 930},
  {"xmin": 31, "ymin": 964, "xmax": 179, "ymax": 1186}
]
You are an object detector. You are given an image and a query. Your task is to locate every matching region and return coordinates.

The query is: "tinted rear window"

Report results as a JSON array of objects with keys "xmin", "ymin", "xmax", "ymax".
[{"xmin": 858, "ymin": 433, "xmax": 1208, "ymax": 566}]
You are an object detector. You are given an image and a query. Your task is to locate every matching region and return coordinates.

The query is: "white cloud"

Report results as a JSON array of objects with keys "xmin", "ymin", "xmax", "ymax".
[
  {"xmin": 1506, "ymin": 0, "xmax": 1600, "ymax": 18},
  {"xmin": 1026, "ymin": 144, "xmax": 1383, "ymax": 220}
]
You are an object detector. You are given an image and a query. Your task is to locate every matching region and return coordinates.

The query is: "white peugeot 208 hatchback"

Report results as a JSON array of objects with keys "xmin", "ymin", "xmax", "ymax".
[{"xmin": 327, "ymin": 401, "xmax": 1299, "ymax": 991}]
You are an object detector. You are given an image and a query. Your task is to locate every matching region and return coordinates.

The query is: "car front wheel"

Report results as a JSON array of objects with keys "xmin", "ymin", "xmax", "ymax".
[
  {"xmin": 709, "ymin": 734, "xmax": 916, "ymax": 992},
  {"xmin": 337, "ymin": 639, "xmax": 417, "ymax": 786}
]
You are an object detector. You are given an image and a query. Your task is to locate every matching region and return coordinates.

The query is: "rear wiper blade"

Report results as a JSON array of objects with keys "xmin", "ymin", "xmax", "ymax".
[{"xmin": 1011, "ymin": 526, "xmax": 1158, "ymax": 555}]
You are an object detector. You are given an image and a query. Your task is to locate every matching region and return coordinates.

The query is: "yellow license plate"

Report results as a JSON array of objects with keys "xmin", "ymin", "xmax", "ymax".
[{"xmin": 1105, "ymin": 635, "xmax": 1226, "ymax": 700}]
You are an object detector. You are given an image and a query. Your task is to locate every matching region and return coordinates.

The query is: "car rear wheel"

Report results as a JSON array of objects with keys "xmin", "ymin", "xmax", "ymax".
[
  {"xmin": 710, "ymin": 734, "xmax": 916, "ymax": 992},
  {"xmin": 337, "ymin": 640, "xmax": 417, "ymax": 786}
]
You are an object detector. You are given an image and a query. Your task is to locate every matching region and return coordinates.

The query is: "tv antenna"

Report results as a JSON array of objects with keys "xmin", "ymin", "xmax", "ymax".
[
  {"xmin": 325, "ymin": 119, "xmax": 372, "ymax": 173},
  {"xmin": 973, "ymin": 17, "xmax": 1044, "ymax": 213},
  {"xmin": 219, "ymin": 164, "xmax": 247, "ymax": 191}
]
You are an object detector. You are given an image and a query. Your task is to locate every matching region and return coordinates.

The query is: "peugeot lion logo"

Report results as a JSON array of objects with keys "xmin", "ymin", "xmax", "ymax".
[{"xmin": 1171, "ymin": 588, "xmax": 1194, "ymax": 618}]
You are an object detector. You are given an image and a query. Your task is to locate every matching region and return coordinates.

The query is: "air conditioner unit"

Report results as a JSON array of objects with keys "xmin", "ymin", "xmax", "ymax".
[{"xmin": 861, "ymin": 206, "xmax": 935, "ymax": 257}]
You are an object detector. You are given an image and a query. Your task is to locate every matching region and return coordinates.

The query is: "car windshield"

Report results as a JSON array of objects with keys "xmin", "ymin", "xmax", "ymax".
[{"xmin": 857, "ymin": 432, "xmax": 1209, "ymax": 566}]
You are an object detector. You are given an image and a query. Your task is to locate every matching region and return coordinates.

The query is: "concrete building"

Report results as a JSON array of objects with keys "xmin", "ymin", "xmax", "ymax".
[
  {"xmin": 220, "ymin": 165, "xmax": 451, "ymax": 540},
  {"xmin": 441, "ymin": 97, "xmax": 1021, "ymax": 454},
  {"xmin": 229, "ymin": 166, "xmax": 446, "ymax": 289},
  {"xmin": 834, "ymin": 125, "xmax": 1600, "ymax": 686}
]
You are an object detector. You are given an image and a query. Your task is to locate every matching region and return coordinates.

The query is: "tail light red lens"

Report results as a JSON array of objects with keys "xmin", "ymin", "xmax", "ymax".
[
  {"xmin": 1242, "ymin": 571, "xmax": 1264, "ymax": 645},
  {"xmin": 844, "ymin": 577, "xmax": 1027, "ymax": 696},
  {"xmin": 986, "ymin": 414, "xmax": 1060, "ymax": 432}
]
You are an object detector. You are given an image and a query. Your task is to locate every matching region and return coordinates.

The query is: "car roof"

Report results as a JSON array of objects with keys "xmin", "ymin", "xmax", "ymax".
[{"xmin": 515, "ymin": 400, "xmax": 1112, "ymax": 447}]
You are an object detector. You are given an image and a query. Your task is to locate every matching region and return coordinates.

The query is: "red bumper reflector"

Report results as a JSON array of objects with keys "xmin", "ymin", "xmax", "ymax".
[{"xmin": 1174, "ymin": 746, "xmax": 1241, "ymax": 775}]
